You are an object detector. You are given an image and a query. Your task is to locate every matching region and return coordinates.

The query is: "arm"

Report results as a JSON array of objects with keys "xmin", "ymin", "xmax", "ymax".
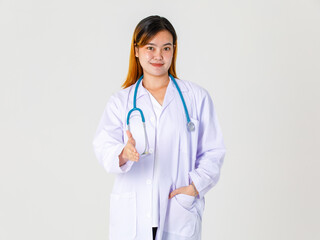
[
  {"xmin": 92, "ymin": 95, "xmax": 135, "ymax": 174},
  {"xmin": 188, "ymin": 91, "xmax": 226, "ymax": 199}
]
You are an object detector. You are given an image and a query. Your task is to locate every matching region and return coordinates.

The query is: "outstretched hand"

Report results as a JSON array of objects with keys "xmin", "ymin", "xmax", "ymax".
[{"xmin": 121, "ymin": 130, "xmax": 139, "ymax": 162}]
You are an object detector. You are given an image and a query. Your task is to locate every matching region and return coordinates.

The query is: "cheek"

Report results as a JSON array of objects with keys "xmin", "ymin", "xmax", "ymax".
[
  {"xmin": 145, "ymin": 52, "xmax": 154, "ymax": 61},
  {"xmin": 164, "ymin": 53, "xmax": 173, "ymax": 63},
  {"xmin": 139, "ymin": 52, "xmax": 153, "ymax": 62}
]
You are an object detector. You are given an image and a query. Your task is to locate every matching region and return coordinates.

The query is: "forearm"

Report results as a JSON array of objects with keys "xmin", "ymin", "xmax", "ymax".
[{"xmin": 189, "ymin": 148, "xmax": 226, "ymax": 198}]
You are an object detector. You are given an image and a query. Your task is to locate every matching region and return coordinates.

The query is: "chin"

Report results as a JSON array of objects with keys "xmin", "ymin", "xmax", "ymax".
[
  {"xmin": 150, "ymin": 72, "xmax": 169, "ymax": 78},
  {"xmin": 145, "ymin": 69, "xmax": 169, "ymax": 78}
]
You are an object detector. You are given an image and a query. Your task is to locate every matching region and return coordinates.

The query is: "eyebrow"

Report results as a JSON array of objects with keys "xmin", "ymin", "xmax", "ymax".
[{"xmin": 146, "ymin": 43, "xmax": 173, "ymax": 46}]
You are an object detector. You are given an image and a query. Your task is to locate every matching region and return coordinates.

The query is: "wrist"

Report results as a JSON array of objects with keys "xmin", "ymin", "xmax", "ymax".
[
  {"xmin": 191, "ymin": 182, "xmax": 199, "ymax": 196},
  {"xmin": 119, "ymin": 150, "xmax": 128, "ymax": 167}
]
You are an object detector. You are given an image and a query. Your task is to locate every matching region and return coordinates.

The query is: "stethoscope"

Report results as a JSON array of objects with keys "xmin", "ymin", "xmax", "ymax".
[{"xmin": 126, "ymin": 74, "xmax": 195, "ymax": 155}]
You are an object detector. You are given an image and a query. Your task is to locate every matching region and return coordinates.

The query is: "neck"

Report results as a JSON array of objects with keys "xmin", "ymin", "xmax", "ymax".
[{"xmin": 142, "ymin": 73, "xmax": 170, "ymax": 91}]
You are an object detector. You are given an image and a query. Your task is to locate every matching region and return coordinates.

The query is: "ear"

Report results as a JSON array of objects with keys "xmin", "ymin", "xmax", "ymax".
[{"xmin": 134, "ymin": 46, "xmax": 139, "ymax": 58}]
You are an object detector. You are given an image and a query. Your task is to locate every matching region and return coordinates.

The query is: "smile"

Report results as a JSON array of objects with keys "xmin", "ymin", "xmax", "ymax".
[{"xmin": 150, "ymin": 63, "xmax": 164, "ymax": 67}]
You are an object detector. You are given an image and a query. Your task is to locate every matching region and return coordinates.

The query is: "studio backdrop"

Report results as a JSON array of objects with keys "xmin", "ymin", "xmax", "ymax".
[{"xmin": 0, "ymin": 0, "xmax": 319, "ymax": 239}]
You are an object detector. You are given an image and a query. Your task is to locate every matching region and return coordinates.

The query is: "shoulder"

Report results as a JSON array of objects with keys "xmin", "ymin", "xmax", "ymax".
[
  {"xmin": 176, "ymin": 78, "xmax": 212, "ymax": 101},
  {"xmin": 107, "ymin": 85, "xmax": 133, "ymax": 108}
]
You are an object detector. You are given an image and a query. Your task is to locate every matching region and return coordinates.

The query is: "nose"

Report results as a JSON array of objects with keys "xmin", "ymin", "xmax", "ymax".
[{"xmin": 153, "ymin": 49, "xmax": 163, "ymax": 60}]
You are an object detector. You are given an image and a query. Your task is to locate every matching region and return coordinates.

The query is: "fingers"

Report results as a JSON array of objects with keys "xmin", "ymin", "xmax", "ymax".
[
  {"xmin": 128, "ymin": 146, "xmax": 139, "ymax": 162},
  {"xmin": 168, "ymin": 186, "xmax": 195, "ymax": 199},
  {"xmin": 123, "ymin": 143, "xmax": 139, "ymax": 162},
  {"xmin": 169, "ymin": 189, "xmax": 179, "ymax": 199},
  {"xmin": 125, "ymin": 130, "xmax": 138, "ymax": 161}
]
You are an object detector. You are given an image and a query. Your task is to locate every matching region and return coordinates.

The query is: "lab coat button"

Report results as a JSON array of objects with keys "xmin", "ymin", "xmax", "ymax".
[
  {"xmin": 149, "ymin": 148, "xmax": 153, "ymax": 154},
  {"xmin": 150, "ymin": 117, "xmax": 155, "ymax": 123},
  {"xmin": 146, "ymin": 179, "xmax": 152, "ymax": 185}
]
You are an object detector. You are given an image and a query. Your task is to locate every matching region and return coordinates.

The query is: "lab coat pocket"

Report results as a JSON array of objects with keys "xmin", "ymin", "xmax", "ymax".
[
  {"xmin": 164, "ymin": 193, "xmax": 197, "ymax": 237},
  {"xmin": 175, "ymin": 193, "xmax": 196, "ymax": 210},
  {"xmin": 109, "ymin": 192, "xmax": 136, "ymax": 240}
]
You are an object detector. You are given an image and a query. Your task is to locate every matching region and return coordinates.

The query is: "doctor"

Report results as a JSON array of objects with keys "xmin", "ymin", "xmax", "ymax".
[{"xmin": 93, "ymin": 15, "xmax": 226, "ymax": 240}]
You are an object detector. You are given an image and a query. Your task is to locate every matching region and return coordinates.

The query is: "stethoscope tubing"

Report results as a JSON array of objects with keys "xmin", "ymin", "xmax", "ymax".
[
  {"xmin": 127, "ymin": 74, "xmax": 191, "ymax": 125},
  {"xmin": 126, "ymin": 74, "xmax": 194, "ymax": 155},
  {"xmin": 169, "ymin": 74, "xmax": 191, "ymax": 124}
]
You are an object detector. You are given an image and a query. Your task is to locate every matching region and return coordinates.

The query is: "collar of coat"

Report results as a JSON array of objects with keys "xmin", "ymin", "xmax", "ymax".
[{"xmin": 129, "ymin": 76, "xmax": 188, "ymax": 111}]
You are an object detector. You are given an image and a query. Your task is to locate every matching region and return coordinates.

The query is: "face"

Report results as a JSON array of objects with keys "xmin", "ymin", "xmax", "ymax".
[{"xmin": 135, "ymin": 30, "xmax": 174, "ymax": 79}]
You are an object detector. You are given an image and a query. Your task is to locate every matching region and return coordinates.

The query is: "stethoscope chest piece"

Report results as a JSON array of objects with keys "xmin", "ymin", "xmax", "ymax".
[{"xmin": 187, "ymin": 121, "xmax": 195, "ymax": 132}]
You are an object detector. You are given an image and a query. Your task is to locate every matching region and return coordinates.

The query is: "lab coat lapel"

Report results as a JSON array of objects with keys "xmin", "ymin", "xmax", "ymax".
[
  {"xmin": 131, "ymin": 79, "xmax": 154, "ymax": 116},
  {"xmin": 128, "ymin": 77, "xmax": 188, "ymax": 118},
  {"xmin": 131, "ymin": 79, "xmax": 148, "ymax": 103},
  {"xmin": 162, "ymin": 77, "xmax": 188, "ymax": 114},
  {"xmin": 161, "ymin": 78, "xmax": 176, "ymax": 113}
]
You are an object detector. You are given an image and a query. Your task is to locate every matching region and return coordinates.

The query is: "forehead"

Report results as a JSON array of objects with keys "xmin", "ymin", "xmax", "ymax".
[{"xmin": 147, "ymin": 30, "xmax": 173, "ymax": 44}]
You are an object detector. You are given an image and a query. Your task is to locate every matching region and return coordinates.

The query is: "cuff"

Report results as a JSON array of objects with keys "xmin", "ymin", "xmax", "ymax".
[
  {"xmin": 119, "ymin": 160, "xmax": 134, "ymax": 172},
  {"xmin": 188, "ymin": 171, "xmax": 203, "ymax": 199},
  {"xmin": 103, "ymin": 143, "xmax": 135, "ymax": 174}
]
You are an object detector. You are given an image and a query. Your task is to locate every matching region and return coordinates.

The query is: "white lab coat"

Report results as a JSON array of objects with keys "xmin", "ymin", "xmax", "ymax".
[{"xmin": 92, "ymin": 77, "xmax": 226, "ymax": 240}]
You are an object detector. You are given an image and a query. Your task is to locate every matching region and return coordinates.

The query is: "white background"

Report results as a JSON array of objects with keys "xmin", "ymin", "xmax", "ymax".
[{"xmin": 1, "ymin": 0, "xmax": 320, "ymax": 239}]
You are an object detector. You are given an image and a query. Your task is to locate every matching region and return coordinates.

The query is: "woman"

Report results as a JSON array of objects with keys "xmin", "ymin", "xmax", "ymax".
[{"xmin": 93, "ymin": 15, "xmax": 226, "ymax": 240}]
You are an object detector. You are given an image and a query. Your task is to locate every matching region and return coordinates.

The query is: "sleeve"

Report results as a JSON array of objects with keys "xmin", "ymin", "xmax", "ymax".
[
  {"xmin": 188, "ymin": 90, "xmax": 226, "ymax": 199},
  {"xmin": 92, "ymin": 95, "xmax": 135, "ymax": 174}
]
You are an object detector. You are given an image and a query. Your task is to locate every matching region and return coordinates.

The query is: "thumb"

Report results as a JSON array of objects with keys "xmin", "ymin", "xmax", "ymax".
[
  {"xmin": 126, "ymin": 130, "xmax": 135, "ymax": 145},
  {"xmin": 126, "ymin": 130, "xmax": 133, "ymax": 139}
]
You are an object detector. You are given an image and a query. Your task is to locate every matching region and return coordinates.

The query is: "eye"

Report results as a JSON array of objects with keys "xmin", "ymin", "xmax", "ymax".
[
  {"xmin": 147, "ymin": 46, "xmax": 154, "ymax": 50},
  {"xmin": 164, "ymin": 47, "xmax": 171, "ymax": 51}
]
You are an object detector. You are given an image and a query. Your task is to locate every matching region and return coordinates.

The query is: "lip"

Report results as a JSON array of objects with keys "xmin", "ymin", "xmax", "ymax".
[{"xmin": 150, "ymin": 63, "xmax": 164, "ymax": 67}]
